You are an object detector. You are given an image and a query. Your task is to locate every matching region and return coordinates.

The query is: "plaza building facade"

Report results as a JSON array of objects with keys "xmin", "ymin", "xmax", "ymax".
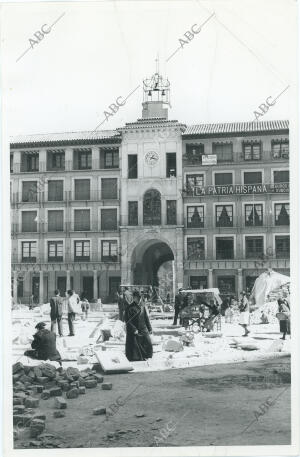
[{"xmin": 10, "ymin": 74, "xmax": 290, "ymax": 304}]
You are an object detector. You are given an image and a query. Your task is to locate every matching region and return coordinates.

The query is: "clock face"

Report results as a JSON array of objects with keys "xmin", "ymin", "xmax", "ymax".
[{"xmin": 145, "ymin": 151, "xmax": 159, "ymax": 166}]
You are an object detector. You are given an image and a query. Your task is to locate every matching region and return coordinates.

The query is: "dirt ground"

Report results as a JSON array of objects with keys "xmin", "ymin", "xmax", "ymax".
[{"xmin": 15, "ymin": 355, "xmax": 291, "ymax": 449}]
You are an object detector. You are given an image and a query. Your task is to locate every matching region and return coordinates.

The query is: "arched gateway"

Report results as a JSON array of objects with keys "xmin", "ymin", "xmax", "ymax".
[{"xmin": 130, "ymin": 238, "xmax": 175, "ymax": 294}]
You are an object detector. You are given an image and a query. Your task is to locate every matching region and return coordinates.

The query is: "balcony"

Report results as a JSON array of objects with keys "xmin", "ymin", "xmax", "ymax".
[
  {"xmin": 184, "ymin": 258, "xmax": 290, "ymax": 270},
  {"xmin": 11, "ymin": 221, "xmax": 120, "ymax": 235},
  {"xmin": 183, "ymin": 149, "xmax": 289, "ymax": 167},
  {"xmin": 11, "ymin": 189, "xmax": 120, "ymax": 205}
]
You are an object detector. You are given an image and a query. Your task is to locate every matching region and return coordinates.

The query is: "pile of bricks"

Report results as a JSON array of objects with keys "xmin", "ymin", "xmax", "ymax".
[{"xmin": 13, "ymin": 362, "xmax": 111, "ymax": 439}]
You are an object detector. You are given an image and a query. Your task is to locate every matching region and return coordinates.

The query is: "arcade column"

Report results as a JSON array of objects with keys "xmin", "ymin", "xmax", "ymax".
[
  {"xmin": 39, "ymin": 270, "xmax": 44, "ymax": 305},
  {"xmin": 237, "ymin": 268, "xmax": 243, "ymax": 296},
  {"xmin": 208, "ymin": 269, "xmax": 214, "ymax": 288}
]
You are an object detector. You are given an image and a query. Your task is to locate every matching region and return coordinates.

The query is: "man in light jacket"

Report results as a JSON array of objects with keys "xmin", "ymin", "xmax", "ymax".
[{"xmin": 67, "ymin": 289, "xmax": 79, "ymax": 336}]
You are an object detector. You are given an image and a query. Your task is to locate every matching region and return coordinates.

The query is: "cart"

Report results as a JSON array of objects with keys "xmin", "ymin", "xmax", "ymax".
[{"xmin": 179, "ymin": 288, "xmax": 222, "ymax": 332}]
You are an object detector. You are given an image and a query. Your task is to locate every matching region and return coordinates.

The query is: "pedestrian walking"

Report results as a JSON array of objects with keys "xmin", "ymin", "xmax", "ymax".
[
  {"xmin": 173, "ymin": 288, "xmax": 185, "ymax": 325},
  {"xmin": 50, "ymin": 289, "xmax": 63, "ymax": 336},
  {"xmin": 67, "ymin": 289, "xmax": 79, "ymax": 336},
  {"xmin": 238, "ymin": 291, "xmax": 250, "ymax": 336},
  {"xmin": 276, "ymin": 298, "xmax": 290, "ymax": 340},
  {"xmin": 124, "ymin": 290, "xmax": 153, "ymax": 361}
]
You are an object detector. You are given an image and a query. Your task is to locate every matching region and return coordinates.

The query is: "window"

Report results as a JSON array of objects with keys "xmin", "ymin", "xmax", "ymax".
[
  {"xmin": 22, "ymin": 181, "xmax": 37, "ymax": 202},
  {"xmin": 101, "ymin": 208, "xmax": 117, "ymax": 231},
  {"xmin": 48, "ymin": 210, "xmax": 64, "ymax": 232},
  {"xmin": 244, "ymin": 171, "xmax": 262, "ymax": 185},
  {"xmin": 143, "ymin": 189, "xmax": 161, "ymax": 225},
  {"xmin": 216, "ymin": 205, "xmax": 233, "ymax": 227},
  {"xmin": 128, "ymin": 201, "xmax": 138, "ymax": 226},
  {"xmin": 48, "ymin": 241, "xmax": 63, "ymax": 261},
  {"xmin": 74, "ymin": 209, "xmax": 90, "ymax": 231},
  {"xmin": 10, "ymin": 154, "xmax": 13, "ymax": 173},
  {"xmin": 47, "ymin": 150, "xmax": 65, "ymax": 170},
  {"xmin": 74, "ymin": 241, "xmax": 90, "ymax": 261},
  {"xmin": 272, "ymin": 140, "xmax": 289, "ymax": 159},
  {"xmin": 104, "ymin": 149, "xmax": 119, "ymax": 169},
  {"xmin": 187, "ymin": 206, "xmax": 204, "ymax": 228},
  {"xmin": 74, "ymin": 149, "xmax": 92, "ymax": 170},
  {"xmin": 275, "ymin": 203, "xmax": 289, "ymax": 226},
  {"xmin": 74, "ymin": 179, "xmax": 90, "ymax": 200},
  {"xmin": 217, "ymin": 277, "xmax": 235, "ymax": 295},
  {"xmin": 214, "ymin": 173, "xmax": 233, "ymax": 185},
  {"xmin": 216, "ymin": 237, "xmax": 234, "ymax": 259},
  {"xmin": 22, "ymin": 152, "xmax": 39, "ymax": 172},
  {"xmin": 245, "ymin": 236, "xmax": 264, "ymax": 259},
  {"xmin": 166, "ymin": 153, "xmax": 176, "ymax": 177},
  {"xmin": 166, "ymin": 200, "xmax": 177, "ymax": 225},
  {"xmin": 273, "ymin": 170, "xmax": 289, "ymax": 183},
  {"xmin": 101, "ymin": 240, "xmax": 118, "ymax": 262},
  {"xmin": 190, "ymin": 276, "xmax": 207, "ymax": 289},
  {"xmin": 245, "ymin": 204, "xmax": 263, "ymax": 226},
  {"xmin": 185, "ymin": 144, "xmax": 204, "ymax": 164},
  {"xmin": 243, "ymin": 142, "xmax": 261, "ymax": 160},
  {"xmin": 22, "ymin": 211, "xmax": 37, "ymax": 232},
  {"xmin": 186, "ymin": 174, "xmax": 204, "ymax": 194},
  {"xmin": 275, "ymin": 236, "xmax": 290, "ymax": 258},
  {"xmin": 187, "ymin": 238, "xmax": 205, "ymax": 260},
  {"xmin": 22, "ymin": 241, "xmax": 36, "ymax": 262},
  {"xmin": 212, "ymin": 143, "xmax": 233, "ymax": 162},
  {"xmin": 128, "ymin": 155, "xmax": 138, "ymax": 179},
  {"xmin": 101, "ymin": 178, "xmax": 118, "ymax": 199},
  {"xmin": 48, "ymin": 180, "xmax": 63, "ymax": 201}
]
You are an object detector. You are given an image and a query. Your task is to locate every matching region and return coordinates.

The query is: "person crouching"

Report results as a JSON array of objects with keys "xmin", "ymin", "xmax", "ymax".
[{"xmin": 24, "ymin": 322, "xmax": 61, "ymax": 364}]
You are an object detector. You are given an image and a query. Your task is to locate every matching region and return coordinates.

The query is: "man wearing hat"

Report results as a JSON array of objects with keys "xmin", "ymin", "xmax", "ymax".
[
  {"xmin": 24, "ymin": 322, "xmax": 61, "ymax": 363},
  {"xmin": 173, "ymin": 288, "xmax": 185, "ymax": 325}
]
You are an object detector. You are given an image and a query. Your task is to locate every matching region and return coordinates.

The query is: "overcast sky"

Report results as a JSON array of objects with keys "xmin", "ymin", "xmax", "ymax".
[{"xmin": 1, "ymin": 0, "xmax": 297, "ymax": 136}]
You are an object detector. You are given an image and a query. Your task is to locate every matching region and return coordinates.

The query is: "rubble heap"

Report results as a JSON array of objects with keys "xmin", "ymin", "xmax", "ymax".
[{"xmin": 12, "ymin": 361, "xmax": 107, "ymax": 439}]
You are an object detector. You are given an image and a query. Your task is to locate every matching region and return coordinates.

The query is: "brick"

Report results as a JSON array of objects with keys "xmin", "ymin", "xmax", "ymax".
[
  {"xmin": 45, "ymin": 380, "xmax": 57, "ymax": 389},
  {"xmin": 24, "ymin": 397, "xmax": 39, "ymax": 408},
  {"xmin": 41, "ymin": 364, "xmax": 57, "ymax": 379},
  {"xmin": 80, "ymin": 371, "xmax": 90, "ymax": 378},
  {"xmin": 53, "ymin": 410, "xmax": 66, "ymax": 418},
  {"xmin": 13, "ymin": 414, "xmax": 26, "ymax": 426},
  {"xmin": 78, "ymin": 377, "xmax": 86, "ymax": 386},
  {"xmin": 85, "ymin": 379, "xmax": 97, "ymax": 388},
  {"xmin": 27, "ymin": 370, "xmax": 36, "ymax": 380},
  {"xmin": 33, "ymin": 366, "xmax": 43, "ymax": 378},
  {"xmin": 32, "ymin": 385, "xmax": 44, "ymax": 394},
  {"xmin": 36, "ymin": 377, "xmax": 48, "ymax": 384},
  {"xmin": 79, "ymin": 386, "xmax": 86, "ymax": 395},
  {"xmin": 49, "ymin": 387, "xmax": 62, "ymax": 397},
  {"xmin": 13, "ymin": 362, "xmax": 24, "ymax": 374},
  {"xmin": 62, "ymin": 383, "xmax": 71, "ymax": 392},
  {"xmin": 66, "ymin": 367, "xmax": 80, "ymax": 380},
  {"xmin": 54, "ymin": 397, "xmax": 67, "ymax": 409},
  {"xmin": 66, "ymin": 388, "xmax": 79, "ymax": 399},
  {"xmin": 32, "ymin": 413, "xmax": 46, "ymax": 421},
  {"xmin": 41, "ymin": 390, "xmax": 50, "ymax": 400},
  {"xmin": 19, "ymin": 374, "xmax": 32, "ymax": 384},
  {"xmin": 14, "ymin": 405, "xmax": 26, "ymax": 414},
  {"xmin": 101, "ymin": 383, "xmax": 112, "ymax": 391},
  {"xmin": 13, "ymin": 397, "xmax": 24, "ymax": 405},
  {"xmin": 30, "ymin": 419, "xmax": 45, "ymax": 437},
  {"xmin": 93, "ymin": 407, "xmax": 106, "ymax": 415},
  {"xmin": 93, "ymin": 374, "xmax": 104, "ymax": 383},
  {"xmin": 13, "ymin": 372, "xmax": 24, "ymax": 383}
]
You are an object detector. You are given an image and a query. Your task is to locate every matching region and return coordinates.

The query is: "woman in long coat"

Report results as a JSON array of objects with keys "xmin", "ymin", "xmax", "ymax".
[{"xmin": 124, "ymin": 290, "xmax": 153, "ymax": 362}]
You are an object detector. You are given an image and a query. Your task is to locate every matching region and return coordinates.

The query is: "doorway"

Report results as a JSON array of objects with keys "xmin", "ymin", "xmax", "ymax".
[{"xmin": 82, "ymin": 276, "xmax": 93, "ymax": 301}]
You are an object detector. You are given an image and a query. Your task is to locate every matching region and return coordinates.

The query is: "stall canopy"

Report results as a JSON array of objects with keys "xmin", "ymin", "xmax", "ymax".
[{"xmin": 251, "ymin": 270, "xmax": 290, "ymax": 307}]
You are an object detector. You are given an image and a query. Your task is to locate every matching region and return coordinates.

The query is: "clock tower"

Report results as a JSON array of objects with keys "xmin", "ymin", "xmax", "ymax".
[{"xmin": 119, "ymin": 69, "xmax": 186, "ymax": 290}]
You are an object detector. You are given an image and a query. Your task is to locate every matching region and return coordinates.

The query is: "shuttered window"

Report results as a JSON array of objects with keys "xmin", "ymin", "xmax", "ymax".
[
  {"xmin": 101, "ymin": 178, "xmax": 118, "ymax": 199},
  {"xmin": 74, "ymin": 179, "xmax": 90, "ymax": 200},
  {"xmin": 48, "ymin": 210, "xmax": 64, "ymax": 231},
  {"xmin": 101, "ymin": 208, "xmax": 117, "ymax": 230},
  {"xmin": 48, "ymin": 180, "xmax": 63, "ymax": 201},
  {"xmin": 22, "ymin": 181, "xmax": 37, "ymax": 202},
  {"xmin": 74, "ymin": 209, "xmax": 90, "ymax": 231},
  {"xmin": 22, "ymin": 211, "xmax": 37, "ymax": 232}
]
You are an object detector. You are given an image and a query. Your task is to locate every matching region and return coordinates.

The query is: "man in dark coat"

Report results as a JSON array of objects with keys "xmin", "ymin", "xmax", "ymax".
[
  {"xmin": 124, "ymin": 290, "xmax": 153, "ymax": 362},
  {"xmin": 24, "ymin": 322, "xmax": 61, "ymax": 363},
  {"xmin": 173, "ymin": 288, "xmax": 185, "ymax": 325},
  {"xmin": 50, "ymin": 289, "xmax": 63, "ymax": 336}
]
